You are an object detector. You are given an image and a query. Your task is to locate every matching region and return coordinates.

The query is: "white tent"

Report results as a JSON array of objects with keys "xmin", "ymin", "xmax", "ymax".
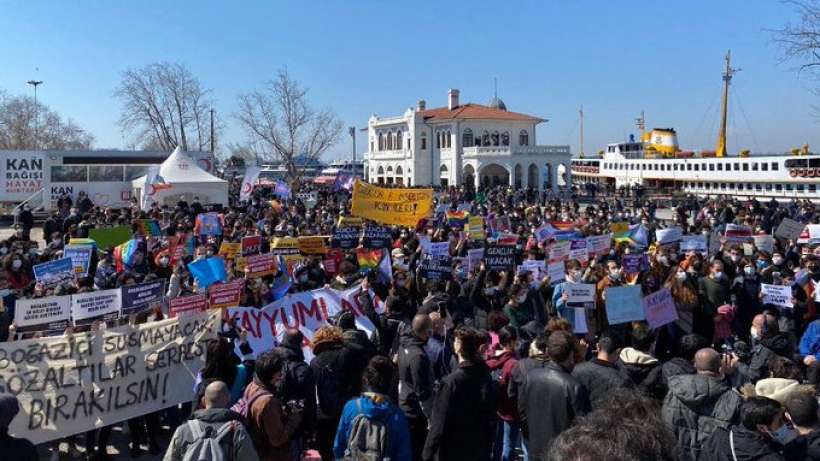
[{"xmin": 132, "ymin": 146, "xmax": 228, "ymax": 207}]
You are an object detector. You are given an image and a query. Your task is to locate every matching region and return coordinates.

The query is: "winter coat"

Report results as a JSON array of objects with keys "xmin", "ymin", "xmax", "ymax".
[
  {"xmin": 486, "ymin": 349, "xmax": 519, "ymax": 421},
  {"xmin": 333, "ymin": 394, "xmax": 412, "ymax": 461},
  {"xmin": 698, "ymin": 426, "xmax": 785, "ymax": 461},
  {"xmin": 800, "ymin": 320, "xmax": 820, "ymax": 361},
  {"xmin": 661, "ymin": 374, "xmax": 743, "ymax": 461},
  {"xmin": 273, "ymin": 344, "xmax": 316, "ymax": 433},
  {"xmin": 163, "ymin": 408, "xmax": 260, "ymax": 461},
  {"xmin": 508, "ymin": 353, "xmax": 549, "ymax": 406},
  {"xmin": 518, "ymin": 361, "xmax": 590, "ymax": 461},
  {"xmin": 397, "ymin": 335, "xmax": 434, "ymax": 421},
  {"xmin": 422, "ymin": 360, "xmax": 498, "ymax": 461},
  {"xmin": 243, "ymin": 381, "xmax": 301, "ymax": 461},
  {"xmin": 342, "ymin": 328, "xmax": 377, "ymax": 395},
  {"xmin": 310, "ymin": 339, "xmax": 358, "ymax": 422},
  {"xmin": 572, "ymin": 358, "xmax": 633, "ymax": 409},
  {"xmin": 618, "ymin": 347, "xmax": 664, "ymax": 399},
  {"xmin": 747, "ymin": 334, "xmax": 794, "ymax": 383},
  {"xmin": 784, "ymin": 429, "xmax": 820, "ymax": 461}
]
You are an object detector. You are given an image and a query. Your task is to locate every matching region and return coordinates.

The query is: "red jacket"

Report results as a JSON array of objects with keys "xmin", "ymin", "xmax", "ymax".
[{"xmin": 486, "ymin": 349, "xmax": 519, "ymax": 422}]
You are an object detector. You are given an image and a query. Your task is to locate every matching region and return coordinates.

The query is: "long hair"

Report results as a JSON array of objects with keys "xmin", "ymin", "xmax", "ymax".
[{"xmin": 201, "ymin": 338, "xmax": 239, "ymax": 387}]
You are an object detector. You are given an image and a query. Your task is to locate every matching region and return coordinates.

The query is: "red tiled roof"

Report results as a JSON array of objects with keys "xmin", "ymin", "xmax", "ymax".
[{"xmin": 419, "ymin": 103, "xmax": 543, "ymax": 122}]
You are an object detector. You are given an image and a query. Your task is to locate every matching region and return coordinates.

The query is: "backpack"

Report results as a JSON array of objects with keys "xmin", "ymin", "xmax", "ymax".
[
  {"xmin": 342, "ymin": 399, "xmax": 390, "ymax": 461},
  {"xmin": 181, "ymin": 420, "xmax": 236, "ymax": 461},
  {"xmin": 315, "ymin": 362, "xmax": 344, "ymax": 416},
  {"xmin": 230, "ymin": 388, "xmax": 271, "ymax": 419}
]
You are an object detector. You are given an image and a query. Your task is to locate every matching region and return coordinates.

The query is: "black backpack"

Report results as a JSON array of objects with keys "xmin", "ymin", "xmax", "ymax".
[{"xmin": 315, "ymin": 361, "xmax": 344, "ymax": 417}]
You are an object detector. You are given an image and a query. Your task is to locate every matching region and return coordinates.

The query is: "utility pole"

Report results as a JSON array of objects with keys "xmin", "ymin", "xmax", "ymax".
[
  {"xmin": 27, "ymin": 80, "xmax": 43, "ymax": 150},
  {"xmin": 348, "ymin": 126, "xmax": 356, "ymax": 177},
  {"xmin": 209, "ymin": 108, "xmax": 215, "ymax": 153},
  {"xmin": 579, "ymin": 105, "xmax": 584, "ymax": 158}
]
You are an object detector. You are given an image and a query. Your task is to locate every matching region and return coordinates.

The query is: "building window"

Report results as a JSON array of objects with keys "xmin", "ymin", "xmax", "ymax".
[
  {"xmin": 421, "ymin": 133, "xmax": 427, "ymax": 150},
  {"xmin": 436, "ymin": 132, "xmax": 441, "ymax": 149},
  {"xmin": 519, "ymin": 130, "xmax": 529, "ymax": 146},
  {"xmin": 698, "ymin": 182, "xmax": 703, "ymax": 188},
  {"xmin": 445, "ymin": 130, "xmax": 452, "ymax": 148},
  {"xmin": 686, "ymin": 164, "xmax": 692, "ymax": 171},
  {"xmin": 694, "ymin": 164, "xmax": 700, "ymax": 171},
  {"xmin": 709, "ymin": 164, "xmax": 715, "ymax": 171},
  {"xmin": 752, "ymin": 162, "xmax": 758, "ymax": 171},
  {"xmin": 370, "ymin": 141, "xmax": 374, "ymax": 152},
  {"xmin": 407, "ymin": 137, "xmax": 410, "ymax": 149},
  {"xmin": 462, "ymin": 128, "xmax": 474, "ymax": 147},
  {"xmin": 378, "ymin": 133, "xmax": 384, "ymax": 151},
  {"xmin": 775, "ymin": 184, "xmax": 782, "ymax": 191},
  {"xmin": 733, "ymin": 163, "xmax": 739, "ymax": 171},
  {"xmin": 765, "ymin": 184, "xmax": 772, "ymax": 191},
  {"xmin": 762, "ymin": 163, "xmax": 768, "ymax": 171},
  {"xmin": 742, "ymin": 163, "xmax": 749, "ymax": 171},
  {"xmin": 786, "ymin": 184, "xmax": 793, "ymax": 191},
  {"xmin": 810, "ymin": 184, "xmax": 817, "ymax": 193},
  {"xmin": 717, "ymin": 163, "xmax": 723, "ymax": 171},
  {"xmin": 491, "ymin": 131, "xmax": 499, "ymax": 146},
  {"xmin": 772, "ymin": 162, "xmax": 779, "ymax": 171},
  {"xmin": 501, "ymin": 131, "xmax": 510, "ymax": 146},
  {"xmin": 396, "ymin": 130, "xmax": 402, "ymax": 150},
  {"xmin": 755, "ymin": 184, "xmax": 762, "ymax": 191},
  {"xmin": 674, "ymin": 164, "xmax": 678, "ymax": 171}
]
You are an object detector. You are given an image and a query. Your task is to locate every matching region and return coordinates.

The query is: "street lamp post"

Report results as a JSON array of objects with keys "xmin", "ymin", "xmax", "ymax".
[
  {"xmin": 27, "ymin": 80, "xmax": 43, "ymax": 150},
  {"xmin": 348, "ymin": 126, "xmax": 357, "ymax": 178}
]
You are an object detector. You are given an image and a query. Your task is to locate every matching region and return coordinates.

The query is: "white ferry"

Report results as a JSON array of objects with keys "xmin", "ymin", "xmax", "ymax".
[{"xmin": 570, "ymin": 52, "xmax": 820, "ymax": 201}]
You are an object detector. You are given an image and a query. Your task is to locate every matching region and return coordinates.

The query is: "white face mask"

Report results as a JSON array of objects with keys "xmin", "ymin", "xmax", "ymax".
[
  {"xmin": 713, "ymin": 271, "xmax": 724, "ymax": 280},
  {"xmin": 744, "ymin": 266, "xmax": 755, "ymax": 276},
  {"xmin": 12, "ymin": 259, "xmax": 22, "ymax": 270},
  {"xmin": 570, "ymin": 270, "xmax": 582, "ymax": 281},
  {"xmin": 676, "ymin": 271, "xmax": 687, "ymax": 281},
  {"xmin": 159, "ymin": 257, "xmax": 169, "ymax": 267},
  {"xmin": 773, "ymin": 257, "xmax": 784, "ymax": 266},
  {"xmin": 0, "ymin": 247, "xmax": 6, "ymax": 255}
]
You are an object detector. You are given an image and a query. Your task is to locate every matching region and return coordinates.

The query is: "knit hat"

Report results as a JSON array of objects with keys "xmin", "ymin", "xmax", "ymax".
[{"xmin": 0, "ymin": 393, "xmax": 19, "ymax": 429}]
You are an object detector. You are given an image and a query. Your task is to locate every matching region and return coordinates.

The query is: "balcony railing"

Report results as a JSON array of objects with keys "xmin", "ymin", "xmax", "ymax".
[{"xmin": 462, "ymin": 145, "xmax": 571, "ymax": 157}]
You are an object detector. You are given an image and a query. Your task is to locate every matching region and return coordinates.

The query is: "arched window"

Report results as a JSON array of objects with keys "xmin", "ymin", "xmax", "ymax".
[
  {"xmin": 377, "ymin": 166, "xmax": 384, "ymax": 175},
  {"xmin": 436, "ymin": 132, "xmax": 441, "ymax": 149},
  {"xmin": 396, "ymin": 130, "xmax": 402, "ymax": 150},
  {"xmin": 386, "ymin": 165, "xmax": 393, "ymax": 174},
  {"xmin": 519, "ymin": 130, "xmax": 529, "ymax": 146},
  {"xmin": 445, "ymin": 130, "xmax": 452, "ymax": 148},
  {"xmin": 482, "ymin": 131, "xmax": 490, "ymax": 146},
  {"xmin": 396, "ymin": 165, "xmax": 403, "ymax": 175},
  {"xmin": 501, "ymin": 131, "xmax": 510, "ymax": 146},
  {"xmin": 462, "ymin": 128, "xmax": 474, "ymax": 147},
  {"xmin": 440, "ymin": 164, "xmax": 448, "ymax": 175},
  {"xmin": 421, "ymin": 132, "xmax": 427, "ymax": 150},
  {"xmin": 378, "ymin": 133, "xmax": 384, "ymax": 151},
  {"xmin": 491, "ymin": 131, "xmax": 499, "ymax": 146}
]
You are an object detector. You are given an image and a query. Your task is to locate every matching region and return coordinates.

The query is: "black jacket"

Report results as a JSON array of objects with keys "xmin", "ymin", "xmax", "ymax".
[
  {"xmin": 509, "ymin": 353, "xmax": 549, "ymax": 402},
  {"xmin": 362, "ymin": 290, "xmax": 411, "ymax": 358},
  {"xmin": 784, "ymin": 429, "xmax": 820, "ymax": 460},
  {"xmin": 698, "ymin": 426, "xmax": 785, "ymax": 461},
  {"xmin": 341, "ymin": 328, "xmax": 376, "ymax": 395},
  {"xmin": 617, "ymin": 348, "xmax": 664, "ymax": 399},
  {"xmin": 519, "ymin": 361, "xmax": 590, "ymax": 461},
  {"xmin": 571, "ymin": 358, "xmax": 633, "ymax": 409},
  {"xmin": 660, "ymin": 357, "xmax": 697, "ymax": 395},
  {"xmin": 662, "ymin": 374, "xmax": 743, "ymax": 461},
  {"xmin": 398, "ymin": 335, "xmax": 434, "ymax": 421},
  {"xmin": 309, "ymin": 340, "xmax": 358, "ymax": 421},
  {"xmin": 0, "ymin": 432, "xmax": 37, "ymax": 461},
  {"xmin": 747, "ymin": 334, "xmax": 794, "ymax": 383},
  {"xmin": 422, "ymin": 360, "xmax": 497, "ymax": 461},
  {"xmin": 274, "ymin": 343, "xmax": 316, "ymax": 432}
]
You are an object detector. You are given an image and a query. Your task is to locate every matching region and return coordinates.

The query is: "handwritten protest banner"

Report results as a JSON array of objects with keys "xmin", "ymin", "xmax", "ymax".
[
  {"xmin": 209, "ymin": 279, "xmax": 245, "ymax": 309},
  {"xmin": 241, "ymin": 236, "xmax": 262, "ymax": 256},
  {"xmin": 550, "ymin": 240, "xmax": 571, "ymax": 261},
  {"xmin": 485, "ymin": 244, "xmax": 515, "ymax": 271},
  {"xmin": 641, "ymin": 287, "xmax": 678, "ymax": 329},
  {"xmin": 425, "ymin": 242, "xmax": 450, "ymax": 258},
  {"xmin": 623, "ymin": 254, "xmax": 648, "ymax": 274},
  {"xmin": 13, "ymin": 296, "xmax": 71, "ymax": 332},
  {"xmin": 351, "ymin": 180, "xmax": 433, "ymax": 226},
  {"xmin": 586, "ymin": 234, "xmax": 612, "ymax": 255},
  {"xmin": 33, "ymin": 257, "xmax": 75, "ymax": 288},
  {"xmin": 169, "ymin": 294, "xmax": 208, "ymax": 317},
  {"xmin": 71, "ymin": 288, "xmax": 122, "ymax": 325},
  {"xmin": 468, "ymin": 216, "xmax": 485, "ymax": 240},
  {"xmin": 63, "ymin": 245, "xmax": 93, "ymax": 277},
  {"xmin": 362, "ymin": 226, "xmax": 393, "ymax": 249},
  {"xmin": 121, "ymin": 280, "xmax": 166, "ymax": 315},
  {"xmin": 3, "ymin": 311, "xmax": 218, "ymax": 444},
  {"xmin": 88, "ymin": 225, "xmax": 132, "ymax": 250},
  {"xmin": 331, "ymin": 227, "xmax": 361, "ymax": 249},
  {"xmin": 605, "ymin": 285, "xmax": 645, "ymax": 324},
  {"xmin": 226, "ymin": 284, "xmax": 382, "ymax": 361},
  {"xmin": 656, "ymin": 227, "xmax": 683, "ymax": 245},
  {"xmin": 519, "ymin": 259, "xmax": 546, "ymax": 280},
  {"xmin": 775, "ymin": 218, "xmax": 805, "ymax": 241},
  {"xmin": 761, "ymin": 284, "xmax": 793, "ymax": 308},
  {"xmin": 298, "ymin": 236, "xmax": 327, "ymax": 255}
]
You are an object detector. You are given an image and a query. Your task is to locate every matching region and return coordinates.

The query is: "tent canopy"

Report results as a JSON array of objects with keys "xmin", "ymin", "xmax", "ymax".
[{"xmin": 132, "ymin": 146, "xmax": 228, "ymax": 207}]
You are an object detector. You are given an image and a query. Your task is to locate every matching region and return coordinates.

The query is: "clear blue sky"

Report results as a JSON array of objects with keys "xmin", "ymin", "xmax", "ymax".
[{"xmin": 1, "ymin": 0, "xmax": 817, "ymax": 159}]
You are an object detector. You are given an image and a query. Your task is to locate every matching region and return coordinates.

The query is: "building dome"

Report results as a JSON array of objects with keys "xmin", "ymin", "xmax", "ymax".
[{"xmin": 487, "ymin": 96, "xmax": 507, "ymax": 111}]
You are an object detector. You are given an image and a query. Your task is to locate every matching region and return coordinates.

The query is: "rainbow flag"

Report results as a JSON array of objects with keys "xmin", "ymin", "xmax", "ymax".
[
  {"xmin": 356, "ymin": 248, "xmax": 383, "ymax": 273},
  {"xmin": 549, "ymin": 221, "xmax": 576, "ymax": 232},
  {"xmin": 114, "ymin": 238, "xmax": 139, "ymax": 272},
  {"xmin": 137, "ymin": 219, "xmax": 162, "ymax": 237},
  {"xmin": 446, "ymin": 210, "xmax": 469, "ymax": 228},
  {"xmin": 613, "ymin": 224, "xmax": 649, "ymax": 248}
]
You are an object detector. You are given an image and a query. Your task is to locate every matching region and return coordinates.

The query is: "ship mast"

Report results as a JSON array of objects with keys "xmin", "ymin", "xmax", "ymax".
[{"xmin": 716, "ymin": 50, "xmax": 740, "ymax": 157}]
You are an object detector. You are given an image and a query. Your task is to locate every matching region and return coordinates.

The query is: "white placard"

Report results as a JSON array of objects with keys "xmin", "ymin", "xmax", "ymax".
[
  {"xmin": 70, "ymin": 288, "xmax": 122, "ymax": 324},
  {"xmin": 761, "ymin": 283, "xmax": 793, "ymax": 308},
  {"xmin": 656, "ymin": 227, "xmax": 683, "ymax": 245}
]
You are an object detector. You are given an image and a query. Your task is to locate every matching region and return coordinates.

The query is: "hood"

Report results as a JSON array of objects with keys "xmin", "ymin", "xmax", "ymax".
[
  {"xmin": 192, "ymin": 408, "xmax": 244, "ymax": 424},
  {"xmin": 355, "ymin": 395, "xmax": 395, "ymax": 420},
  {"xmin": 663, "ymin": 357, "xmax": 696, "ymax": 377},
  {"xmin": 313, "ymin": 339, "xmax": 344, "ymax": 356},
  {"xmin": 727, "ymin": 426, "xmax": 780, "ymax": 460},
  {"xmin": 760, "ymin": 333, "xmax": 792, "ymax": 357},
  {"xmin": 276, "ymin": 343, "xmax": 304, "ymax": 362},
  {"xmin": 342, "ymin": 329, "xmax": 371, "ymax": 350},
  {"xmin": 668, "ymin": 374, "xmax": 731, "ymax": 407},
  {"xmin": 619, "ymin": 347, "xmax": 659, "ymax": 366},
  {"xmin": 754, "ymin": 378, "xmax": 800, "ymax": 403},
  {"xmin": 486, "ymin": 350, "xmax": 515, "ymax": 370}
]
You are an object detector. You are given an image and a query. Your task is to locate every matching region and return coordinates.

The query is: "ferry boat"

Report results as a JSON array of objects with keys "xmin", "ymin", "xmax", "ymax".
[{"xmin": 570, "ymin": 51, "xmax": 820, "ymax": 201}]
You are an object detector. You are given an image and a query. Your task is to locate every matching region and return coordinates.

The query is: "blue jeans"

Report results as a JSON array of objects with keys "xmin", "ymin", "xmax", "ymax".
[{"xmin": 493, "ymin": 420, "xmax": 520, "ymax": 461}]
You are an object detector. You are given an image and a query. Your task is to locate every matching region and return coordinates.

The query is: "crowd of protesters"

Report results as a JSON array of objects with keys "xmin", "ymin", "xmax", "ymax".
[{"xmin": 1, "ymin": 175, "xmax": 820, "ymax": 461}]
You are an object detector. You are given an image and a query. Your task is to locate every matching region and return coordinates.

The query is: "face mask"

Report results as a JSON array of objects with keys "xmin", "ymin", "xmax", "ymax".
[
  {"xmin": 744, "ymin": 266, "xmax": 755, "ymax": 276},
  {"xmin": 517, "ymin": 294, "xmax": 528, "ymax": 304},
  {"xmin": 773, "ymin": 257, "xmax": 784, "ymax": 266},
  {"xmin": 570, "ymin": 270, "xmax": 582, "ymax": 281},
  {"xmin": 484, "ymin": 287, "xmax": 498, "ymax": 296},
  {"xmin": 769, "ymin": 424, "xmax": 799, "ymax": 446},
  {"xmin": 750, "ymin": 327, "xmax": 760, "ymax": 340},
  {"xmin": 159, "ymin": 257, "xmax": 169, "ymax": 267},
  {"xmin": 658, "ymin": 256, "xmax": 669, "ymax": 266},
  {"xmin": 456, "ymin": 267, "xmax": 467, "ymax": 280},
  {"xmin": 609, "ymin": 269, "xmax": 621, "ymax": 280},
  {"xmin": 12, "ymin": 259, "xmax": 22, "ymax": 270},
  {"xmin": 0, "ymin": 247, "xmax": 6, "ymax": 255},
  {"xmin": 757, "ymin": 260, "xmax": 770, "ymax": 270},
  {"xmin": 730, "ymin": 254, "xmax": 740, "ymax": 263},
  {"xmin": 298, "ymin": 275, "xmax": 309, "ymax": 283},
  {"xmin": 676, "ymin": 271, "xmax": 687, "ymax": 281},
  {"xmin": 713, "ymin": 271, "xmax": 724, "ymax": 280}
]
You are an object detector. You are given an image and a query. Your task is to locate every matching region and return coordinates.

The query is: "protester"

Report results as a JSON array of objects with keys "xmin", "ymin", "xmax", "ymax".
[
  {"xmin": 698, "ymin": 396, "xmax": 792, "ymax": 461},
  {"xmin": 783, "ymin": 387, "xmax": 820, "ymax": 460},
  {"xmin": 0, "ymin": 393, "xmax": 37, "ymax": 461},
  {"xmin": 398, "ymin": 314, "xmax": 434, "ymax": 461},
  {"xmin": 572, "ymin": 331, "xmax": 633, "ymax": 409},
  {"xmin": 163, "ymin": 381, "xmax": 260, "ymax": 461}
]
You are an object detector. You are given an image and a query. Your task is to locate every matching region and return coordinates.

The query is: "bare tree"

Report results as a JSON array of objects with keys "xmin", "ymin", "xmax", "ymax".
[
  {"xmin": 115, "ymin": 62, "xmax": 216, "ymax": 152},
  {"xmin": 235, "ymin": 68, "xmax": 343, "ymax": 184},
  {"xmin": 0, "ymin": 90, "xmax": 94, "ymax": 150},
  {"xmin": 770, "ymin": 1, "xmax": 820, "ymax": 116}
]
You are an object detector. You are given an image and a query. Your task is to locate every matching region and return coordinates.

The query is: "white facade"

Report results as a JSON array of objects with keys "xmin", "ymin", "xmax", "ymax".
[{"xmin": 363, "ymin": 89, "xmax": 571, "ymax": 190}]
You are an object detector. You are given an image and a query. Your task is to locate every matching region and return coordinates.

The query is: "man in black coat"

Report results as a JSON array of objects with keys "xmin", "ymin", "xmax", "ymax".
[
  {"xmin": 659, "ymin": 334, "xmax": 709, "ymax": 394},
  {"xmin": 519, "ymin": 330, "xmax": 591, "ymax": 461},
  {"xmin": 422, "ymin": 326, "xmax": 497, "ymax": 461},
  {"xmin": 572, "ymin": 331, "xmax": 633, "ymax": 409},
  {"xmin": 698, "ymin": 397, "xmax": 789, "ymax": 461},
  {"xmin": 0, "ymin": 394, "xmax": 37, "ymax": 461},
  {"xmin": 783, "ymin": 391, "xmax": 820, "ymax": 460},
  {"xmin": 746, "ymin": 313, "xmax": 795, "ymax": 383},
  {"xmin": 398, "ymin": 314, "xmax": 434, "ymax": 461},
  {"xmin": 273, "ymin": 329, "xmax": 316, "ymax": 445}
]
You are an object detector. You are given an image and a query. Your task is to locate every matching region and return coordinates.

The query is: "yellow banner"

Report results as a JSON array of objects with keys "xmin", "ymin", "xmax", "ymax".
[
  {"xmin": 298, "ymin": 236, "xmax": 327, "ymax": 255},
  {"xmin": 351, "ymin": 180, "xmax": 433, "ymax": 227},
  {"xmin": 218, "ymin": 242, "xmax": 241, "ymax": 260},
  {"xmin": 467, "ymin": 216, "xmax": 485, "ymax": 240}
]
